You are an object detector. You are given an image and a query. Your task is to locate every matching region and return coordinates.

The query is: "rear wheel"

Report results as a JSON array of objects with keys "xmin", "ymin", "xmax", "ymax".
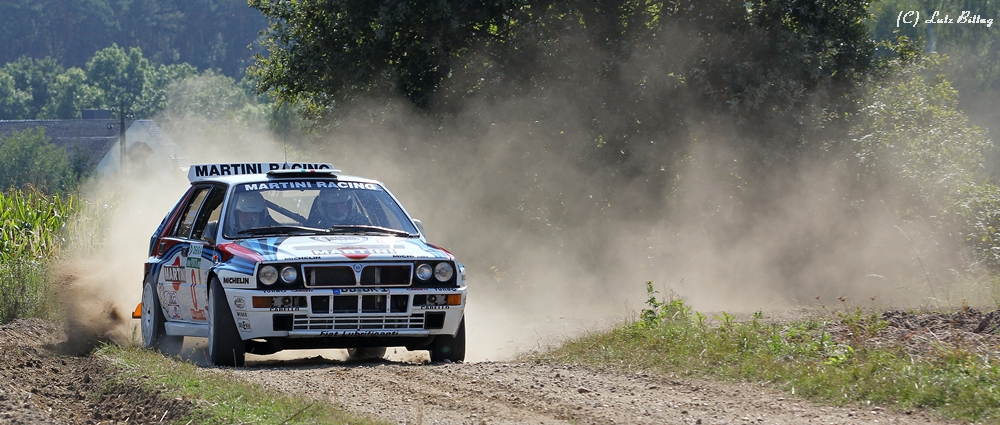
[
  {"xmin": 430, "ymin": 317, "xmax": 465, "ymax": 363},
  {"xmin": 140, "ymin": 279, "xmax": 182, "ymax": 356},
  {"xmin": 347, "ymin": 347, "xmax": 386, "ymax": 361},
  {"xmin": 208, "ymin": 277, "xmax": 245, "ymax": 367}
]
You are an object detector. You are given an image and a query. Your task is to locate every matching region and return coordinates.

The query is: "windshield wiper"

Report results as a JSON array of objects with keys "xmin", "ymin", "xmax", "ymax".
[
  {"xmin": 237, "ymin": 225, "xmax": 329, "ymax": 236},
  {"xmin": 326, "ymin": 225, "xmax": 415, "ymax": 237}
]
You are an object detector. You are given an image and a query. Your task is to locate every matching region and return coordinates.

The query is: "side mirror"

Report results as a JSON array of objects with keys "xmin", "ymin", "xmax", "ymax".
[
  {"xmin": 202, "ymin": 220, "xmax": 218, "ymax": 245},
  {"xmin": 413, "ymin": 219, "xmax": 425, "ymax": 235}
]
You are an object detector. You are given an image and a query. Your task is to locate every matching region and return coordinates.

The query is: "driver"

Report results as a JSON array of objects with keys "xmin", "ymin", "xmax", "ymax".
[
  {"xmin": 230, "ymin": 191, "xmax": 276, "ymax": 234},
  {"xmin": 311, "ymin": 189, "xmax": 357, "ymax": 227}
]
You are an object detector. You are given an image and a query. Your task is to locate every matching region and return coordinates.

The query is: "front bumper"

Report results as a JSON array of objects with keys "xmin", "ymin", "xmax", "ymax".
[{"xmin": 223, "ymin": 287, "xmax": 466, "ymax": 341}]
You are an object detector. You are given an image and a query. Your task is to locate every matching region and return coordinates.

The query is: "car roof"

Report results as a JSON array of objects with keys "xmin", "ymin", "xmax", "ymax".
[{"xmin": 197, "ymin": 173, "xmax": 381, "ymax": 186}]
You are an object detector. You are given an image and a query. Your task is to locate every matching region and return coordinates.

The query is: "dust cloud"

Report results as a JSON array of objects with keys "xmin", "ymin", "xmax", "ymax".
[
  {"xmin": 294, "ymin": 96, "xmax": 982, "ymax": 361},
  {"xmin": 56, "ymin": 53, "xmax": 990, "ymax": 363}
]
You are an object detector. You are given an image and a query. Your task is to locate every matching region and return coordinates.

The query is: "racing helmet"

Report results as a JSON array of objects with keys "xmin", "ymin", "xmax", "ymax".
[
  {"xmin": 317, "ymin": 189, "xmax": 353, "ymax": 221},
  {"xmin": 232, "ymin": 191, "xmax": 266, "ymax": 228}
]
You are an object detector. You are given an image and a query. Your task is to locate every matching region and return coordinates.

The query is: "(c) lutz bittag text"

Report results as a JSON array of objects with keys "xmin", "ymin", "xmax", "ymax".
[{"xmin": 897, "ymin": 11, "xmax": 994, "ymax": 28}]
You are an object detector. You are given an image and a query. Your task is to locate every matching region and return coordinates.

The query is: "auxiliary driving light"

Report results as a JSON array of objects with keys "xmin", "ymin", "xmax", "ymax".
[
  {"xmin": 280, "ymin": 266, "xmax": 298, "ymax": 284},
  {"xmin": 416, "ymin": 263, "xmax": 433, "ymax": 281},
  {"xmin": 259, "ymin": 265, "xmax": 278, "ymax": 286}
]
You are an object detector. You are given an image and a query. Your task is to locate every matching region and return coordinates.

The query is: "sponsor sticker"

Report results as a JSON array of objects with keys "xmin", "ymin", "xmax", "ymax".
[
  {"xmin": 238, "ymin": 320, "xmax": 252, "ymax": 332},
  {"xmin": 189, "ymin": 244, "xmax": 203, "ymax": 258},
  {"xmin": 243, "ymin": 181, "xmax": 316, "ymax": 191},
  {"xmin": 189, "ymin": 162, "xmax": 333, "ymax": 181},
  {"xmin": 318, "ymin": 330, "xmax": 399, "ymax": 337},
  {"xmin": 419, "ymin": 305, "xmax": 452, "ymax": 310},
  {"xmin": 165, "ymin": 291, "xmax": 179, "ymax": 306},
  {"xmin": 186, "ymin": 257, "xmax": 201, "ymax": 269},
  {"xmin": 223, "ymin": 276, "xmax": 251, "ymax": 285},
  {"xmin": 234, "ymin": 296, "xmax": 246, "ymax": 310},
  {"xmin": 162, "ymin": 266, "xmax": 185, "ymax": 283},
  {"xmin": 310, "ymin": 236, "xmax": 367, "ymax": 245},
  {"xmin": 269, "ymin": 307, "xmax": 301, "ymax": 312}
]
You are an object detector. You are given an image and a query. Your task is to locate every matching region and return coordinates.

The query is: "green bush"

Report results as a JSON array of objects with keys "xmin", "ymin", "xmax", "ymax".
[
  {"xmin": 0, "ymin": 128, "xmax": 80, "ymax": 193},
  {"xmin": 849, "ymin": 56, "xmax": 1000, "ymax": 269}
]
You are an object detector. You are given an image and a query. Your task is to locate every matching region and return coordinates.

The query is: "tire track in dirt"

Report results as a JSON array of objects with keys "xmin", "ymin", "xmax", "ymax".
[{"xmin": 228, "ymin": 355, "xmax": 958, "ymax": 425}]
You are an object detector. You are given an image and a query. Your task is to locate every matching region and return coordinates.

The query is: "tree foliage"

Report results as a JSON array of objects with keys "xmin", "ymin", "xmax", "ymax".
[
  {"xmin": 868, "ymin": 1, "xmax": 1000, "ymax": 135},
  {"xmin": 0, "ymin": 0, "xmax": 266, "ymax": 79},
  {"xmin": 851, "ymin": 56, "xmax": 990, "ymax": 218},
  {"xmin": 0, "ymin": 47, "xmax": 195, "ymax": 120},
  {"xmin": 250, "ymin": 0, "xmax": 877, "ymax": 167},
  {"xmin": 0, "ymin": 128, "xmax": 79, "ymax": 192}
]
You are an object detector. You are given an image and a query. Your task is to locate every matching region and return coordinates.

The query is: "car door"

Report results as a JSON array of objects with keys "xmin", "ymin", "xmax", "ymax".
[{"xmin": 153, "ymin": 184, "xmax": 224, "ymax": 323}]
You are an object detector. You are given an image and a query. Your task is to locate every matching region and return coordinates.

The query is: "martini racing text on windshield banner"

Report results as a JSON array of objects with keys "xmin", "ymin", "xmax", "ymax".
[{"xmin": 242, "ymin": 181, "xmax": 380, "ymax": 191}]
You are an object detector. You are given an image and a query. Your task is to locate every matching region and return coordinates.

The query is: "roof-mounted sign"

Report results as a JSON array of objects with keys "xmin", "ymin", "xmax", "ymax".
[{"xmin": 187, "ymin": 162, "xmax": 339, "ymax": 182}]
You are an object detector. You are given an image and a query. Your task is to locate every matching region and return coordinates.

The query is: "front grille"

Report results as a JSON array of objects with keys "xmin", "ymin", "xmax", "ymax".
[
  {"xmin": 304, "ymin": 263, "xmax": 413, "ymax": 287},
  {"xmin": 360, "ymin": 265, "xmax": 411, "ymax": 286},
  {"xmin": 292, "ymin": 314, "xmax": 425, "ymax": 330},
  {"xmin": 306, "ymin": 266, "xmax": 355, "ymax": 286}
]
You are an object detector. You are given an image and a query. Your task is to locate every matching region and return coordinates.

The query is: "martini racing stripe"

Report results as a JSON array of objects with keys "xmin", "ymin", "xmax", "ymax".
[{"xmin": 239, "ymin": 237, "xmax": 288, "ymax": 262}]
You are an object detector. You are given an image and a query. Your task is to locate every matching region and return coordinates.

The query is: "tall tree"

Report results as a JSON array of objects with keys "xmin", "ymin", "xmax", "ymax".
[
  {"xmin": 249, "ymin": 0, "xmax": 878, "ymax": 170},
  {"xmin": 0, "ymin": 70, "xmax": 30, "ymax": 120},
  {"xmin": 85, "ymin": 44, "xmax": 152, "ymax": 117},
  {"xmin": 3, "ymin": 57, "xmax": 65, "ymax": 119},
  {"xmin": 37, "ymin": 67, "xmax": 103, "ymax": 119}
]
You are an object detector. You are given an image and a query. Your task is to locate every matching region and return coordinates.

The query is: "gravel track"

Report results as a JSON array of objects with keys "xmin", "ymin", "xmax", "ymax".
[
  {"xmin": 0, "ymin": 310, "xmax": 987, "ymax": 424},
  {"xmin": 227, "ymin": 350, "xmax": 956, "ymax": 425}
]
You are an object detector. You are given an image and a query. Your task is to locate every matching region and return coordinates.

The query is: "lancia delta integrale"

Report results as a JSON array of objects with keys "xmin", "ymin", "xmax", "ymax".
[{"xmin": 133, "ymin": 162, "xmax": 466, "ymax": 366}]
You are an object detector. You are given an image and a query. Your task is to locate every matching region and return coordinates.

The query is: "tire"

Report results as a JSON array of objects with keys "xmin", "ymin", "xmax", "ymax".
[
  {"xmin": 430, "ymin": 317, "xmax": 465, "ymax": 363},
  {"xmin": 141, "ymin": 278, "xmax": 183, "ymax": 356},
  {"xmin": 208, "ymin": 277, "xmax": 245, "ymax": 367},
  {"xmin": 347, "ymin": 347, "xmax": 386, "ymax": 361}
]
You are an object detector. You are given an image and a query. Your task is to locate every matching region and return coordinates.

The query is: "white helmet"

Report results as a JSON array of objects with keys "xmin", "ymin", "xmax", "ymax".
[
  {"xmin": 317, "ymin": 190, "xmax": 353, "ymax": 221},
  {"xmin": 232, "ymin": 192, "xmax": 266, "ymax": 229},
  {"xmin": 233, "ymin": 191, "xmax": 266, "ymax": 213}
]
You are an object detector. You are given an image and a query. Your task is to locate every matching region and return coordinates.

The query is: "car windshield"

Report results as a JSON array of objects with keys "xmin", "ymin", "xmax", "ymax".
[{"xmin": 222, "ymin": 180, "xmax": 419, "ymax": 239}]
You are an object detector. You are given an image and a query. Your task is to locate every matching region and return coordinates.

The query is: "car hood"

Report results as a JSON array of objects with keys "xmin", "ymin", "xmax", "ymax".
[{"xmin": 232, "ymin": 235, "xmax": 453, "ymax": 262}]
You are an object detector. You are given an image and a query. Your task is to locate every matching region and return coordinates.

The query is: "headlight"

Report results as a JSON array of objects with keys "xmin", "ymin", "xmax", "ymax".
[
  {"xmin": 259, "ymin": 265, "xmax": 278, "ymax": 286},
  {"xmin": 434, "ymin": 262, "xmax": 454, "ymax": 281},
  {"xmin": 280, "ymin": 266, "xmax": 298, "ymax": 284},
  {"xmin": 416, "ymin": 264, "xmax": 433, "ymax": 281}
]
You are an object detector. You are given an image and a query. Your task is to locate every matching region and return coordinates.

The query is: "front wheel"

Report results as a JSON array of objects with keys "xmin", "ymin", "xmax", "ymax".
[
  {"xmin": 141, "ymin": 278, "xmax": 182, "ymax": 356},
  {"xmin": 208, "ymin": 277, "xmax": 245, "ymax": 367},
  {"xmin": 429, "ymin": 317, "xmax": 465, "ymax": 363}
]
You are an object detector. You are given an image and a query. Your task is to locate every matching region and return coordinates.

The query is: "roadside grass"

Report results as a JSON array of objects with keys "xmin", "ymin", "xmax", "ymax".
[
  {"xmin": 530, "ymin": 281, "xmax": 1000, "ymax": 424},
  {"xmin": 97, "ymin": 343, "xmax": 389, "ymax": 425}
]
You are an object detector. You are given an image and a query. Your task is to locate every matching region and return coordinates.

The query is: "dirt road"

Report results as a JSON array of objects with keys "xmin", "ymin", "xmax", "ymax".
[
  {"xmin": 0, "ymin": 313, "xmax": 976, "ymax": 424},
  {"xmin": 228, "ymin": 353, "xmax": 952, "ymax": 425}
]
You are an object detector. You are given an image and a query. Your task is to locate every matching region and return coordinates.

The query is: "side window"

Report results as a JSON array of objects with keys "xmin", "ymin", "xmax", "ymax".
[
  {"xmin": 173, "ymin": 187, "xmax": 211, "ymax": 238},
  {"xmin": 191, "ymin": 186, "xmax": 226, "ymax": 241}
]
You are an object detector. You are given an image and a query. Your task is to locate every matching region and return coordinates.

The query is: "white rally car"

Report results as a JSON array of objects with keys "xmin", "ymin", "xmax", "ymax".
[{"xmin": 133, "ymin": 162, "xmax": 466, "ymax": 366}]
